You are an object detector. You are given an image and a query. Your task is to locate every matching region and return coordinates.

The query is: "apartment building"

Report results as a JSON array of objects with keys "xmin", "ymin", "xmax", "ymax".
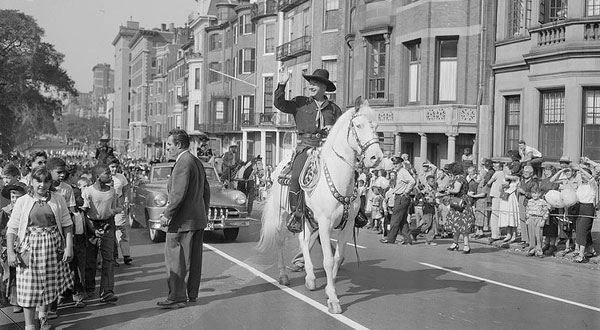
[
  {"xmin": 342, "ymin": 0, "xmax": 496, "ymax": 170},
  {"xmin": 91, "ymin": 63, "xmax": 114, "ymax": 118},
  {"xmin": 493, "ymin": 0, "xmax": 600, "ymax": 161},
  {"xmin": 112, "ymin": 21, "xmax": 140, "ymax": 155},
  {"xmin": 128, "ymin": 26, "xmax": 175, "ymax": 159}
]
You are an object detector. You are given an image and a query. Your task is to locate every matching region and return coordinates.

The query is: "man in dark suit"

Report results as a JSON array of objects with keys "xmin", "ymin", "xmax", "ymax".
[{"xmin": 157, "ymin": 129, "xmax": 210, "ymax": 309}]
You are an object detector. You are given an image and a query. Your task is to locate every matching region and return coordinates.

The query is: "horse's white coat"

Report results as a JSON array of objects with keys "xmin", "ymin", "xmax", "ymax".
[{"xmin": 257, "ymin": 99, "xmax": 383, "ymax": 314}]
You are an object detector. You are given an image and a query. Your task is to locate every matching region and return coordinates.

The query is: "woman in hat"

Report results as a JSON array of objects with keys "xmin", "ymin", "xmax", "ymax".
[{"xmin": 274, "ymin": 67, "xmax": 343, "ymax": 230}]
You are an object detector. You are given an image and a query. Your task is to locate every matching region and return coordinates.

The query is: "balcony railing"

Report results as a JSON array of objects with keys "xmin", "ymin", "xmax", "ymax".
[
  {"xmin": 251, "ymin": 0, "xmax": 277, "ymax": 21},
  {"xmin": 198, "ymin": 122, "xmax": 238, "ymax": 133},
  {"xmin": 585, "ymin": 22, "xmax": 600, "ymax": 41},
  {"xmin": 278, "ymin": 0, "xmax": 309, "ymax": 13},
  {"xmin": 375, "ymin": 105, "xmax": 478, "ymax": 129},
  {"xmin": 276, "ymin": 35, "xmax": 311, "ymax": 62},
  {"xmin": 537, "ymin": 25, "xmax": 566, "ymax": 46}
]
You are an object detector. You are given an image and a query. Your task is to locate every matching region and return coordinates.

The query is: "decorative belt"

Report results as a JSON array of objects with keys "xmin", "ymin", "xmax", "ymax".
[{"xmin": 298, "ymin": 132, "xmax": 327, "ymax": 139}]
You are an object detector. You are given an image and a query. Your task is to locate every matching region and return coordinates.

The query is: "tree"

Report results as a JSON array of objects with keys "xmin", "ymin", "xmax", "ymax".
[
  {"xmin": 0, "ymin": 10, "xmax": 77, "ymax": 153},
  {"xmin": 54, "ymin": 114, "xmax": 108, "ymax": 146}
]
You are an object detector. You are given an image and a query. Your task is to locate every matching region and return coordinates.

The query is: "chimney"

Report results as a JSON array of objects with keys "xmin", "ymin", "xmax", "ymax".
[
  {"xmin": 169, "ymin": 23, "xmax": 175, "ymax": 32},
  {"xmin": 126, "ymin": 21, "xmax": 140, "ymax": 29},
  {"xmin": 161, "ymin": 23, "xmax": 167, "ymax": 31}
]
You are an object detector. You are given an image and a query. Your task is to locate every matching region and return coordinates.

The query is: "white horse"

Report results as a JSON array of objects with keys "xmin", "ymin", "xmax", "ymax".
[{"xmin": 257, "ymin": 97, "xmax": 383, "ymax": 314}]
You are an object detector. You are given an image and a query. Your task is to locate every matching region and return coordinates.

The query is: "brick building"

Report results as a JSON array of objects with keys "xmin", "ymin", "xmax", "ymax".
[{"xmin": 344, "ymin": 0, "xmax": 496, "ymax": 170}]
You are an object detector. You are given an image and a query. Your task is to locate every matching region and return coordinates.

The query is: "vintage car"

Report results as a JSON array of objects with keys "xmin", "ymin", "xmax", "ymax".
[{"xmin": 128, "ymin": 162, "xmax": 251, "ymax": 242}]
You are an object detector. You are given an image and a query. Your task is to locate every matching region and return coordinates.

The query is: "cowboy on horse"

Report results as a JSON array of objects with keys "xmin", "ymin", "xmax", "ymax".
[{"xmin": 274, "ymin": 67, "xmax": 368, "ymax": 231}]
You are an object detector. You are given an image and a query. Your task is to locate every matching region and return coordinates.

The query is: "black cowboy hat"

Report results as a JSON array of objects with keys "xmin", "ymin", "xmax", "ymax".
[
  {"xmin": 2, "ymin": 182, "xmax": 27, "ymax": 200},
  {"xmin": 302, "ymin": 69, "xmax": 336, "ymax": 92}
]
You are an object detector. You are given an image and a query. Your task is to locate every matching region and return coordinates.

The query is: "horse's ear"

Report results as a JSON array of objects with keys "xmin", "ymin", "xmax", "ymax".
[{"xmin": 354, "ymin": 96, "xmax": 363, "ymax": 111}]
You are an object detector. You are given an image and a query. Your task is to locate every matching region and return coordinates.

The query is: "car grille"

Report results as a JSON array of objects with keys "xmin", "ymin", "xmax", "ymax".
[{"xmin": 209, "ymin": 207, "xmax": 240, "ymax": 220}]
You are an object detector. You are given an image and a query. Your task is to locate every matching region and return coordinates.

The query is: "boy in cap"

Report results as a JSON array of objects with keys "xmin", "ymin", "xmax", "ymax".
[
  {"xmin": 0, "ymin": 182, "xmax": 26, "ymax": 313},
  {"xmin": 1, "ymin": 164, "xmax": 21, "ymax": 209}
]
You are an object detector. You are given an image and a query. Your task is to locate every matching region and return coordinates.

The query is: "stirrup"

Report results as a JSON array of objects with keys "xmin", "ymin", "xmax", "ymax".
[{"xmin": 286, "ymin": 212, "xmax": 304, "ymax": 233}]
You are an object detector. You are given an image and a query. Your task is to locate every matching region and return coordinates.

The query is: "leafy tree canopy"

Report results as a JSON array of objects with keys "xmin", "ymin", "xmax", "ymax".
[
  {"xmin": 54, "ymin": 114, "xmax": 108, "ymax": 146},
  {"xmin": 0, "ymin": 9, "xmax": 77, "ymax": 153}
]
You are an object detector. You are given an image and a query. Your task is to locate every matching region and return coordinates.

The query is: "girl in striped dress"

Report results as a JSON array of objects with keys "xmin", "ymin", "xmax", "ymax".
[{"xmin": 6, "ymin": 167, "xmax": 73, "ymax": 330}]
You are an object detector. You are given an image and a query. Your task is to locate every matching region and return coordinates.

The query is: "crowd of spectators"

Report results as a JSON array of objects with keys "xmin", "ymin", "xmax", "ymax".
[{"xmin": 358, "ymin": 149, "xmax": 599, "ymax": 262}]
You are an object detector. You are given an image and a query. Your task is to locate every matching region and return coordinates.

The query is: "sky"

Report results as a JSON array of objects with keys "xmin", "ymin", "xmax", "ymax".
[{"xmin": 1, "ymin": 0, "xmax": 200, "ymax": 92}]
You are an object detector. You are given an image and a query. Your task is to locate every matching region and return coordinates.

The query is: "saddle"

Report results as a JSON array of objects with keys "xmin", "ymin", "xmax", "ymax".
[{"xmin": 277, "ymin": 148, "xmax": 321, "ymax": 196}]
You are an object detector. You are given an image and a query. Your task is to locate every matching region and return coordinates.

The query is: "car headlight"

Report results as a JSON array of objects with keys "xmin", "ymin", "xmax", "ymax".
[
  {"xmin": 153, "ymin": 194, "xmax": 168, "ymax": 207},
  {"xmin": 234, "ymin": 193, "xmax": 246, "ymax": 205}
]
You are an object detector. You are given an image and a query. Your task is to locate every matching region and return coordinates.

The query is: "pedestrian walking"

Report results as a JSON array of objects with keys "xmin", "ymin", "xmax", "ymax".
[{"xmin": 157, "ymin": 129, "xmax": 210, "ymax": 308}]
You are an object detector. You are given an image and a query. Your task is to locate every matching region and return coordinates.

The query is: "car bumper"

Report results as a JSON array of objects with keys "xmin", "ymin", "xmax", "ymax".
[{"xmin": 146, "ymin": 207, "xmax": 252, "ymax": 232}]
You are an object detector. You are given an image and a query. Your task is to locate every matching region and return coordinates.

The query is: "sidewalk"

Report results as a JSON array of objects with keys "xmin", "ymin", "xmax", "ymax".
[{"xmin": 469, "ymin": 218, "xmax": 600, "ymax": 266}]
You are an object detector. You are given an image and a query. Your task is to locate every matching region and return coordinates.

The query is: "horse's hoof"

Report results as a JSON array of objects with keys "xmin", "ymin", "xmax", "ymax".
[
  {"xmin": 327, "ymin": 300, "xmax": 342, "ymax": 314},
  {"xmin": 278, "ymin": 275, "xmax": 290, "ymax": 286},
  {"xmin": 305, "ymin": 279, "xmax": 317, "ymax": 291}
]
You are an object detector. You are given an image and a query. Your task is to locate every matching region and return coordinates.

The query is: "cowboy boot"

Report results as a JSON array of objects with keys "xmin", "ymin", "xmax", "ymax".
[
  {"xmin": 355, "ymin": 207, "xmax": 368, "ymax": 228},
  {"xmin": 287, "ymin": 191, "xmax": 304, "ymax": 233}
]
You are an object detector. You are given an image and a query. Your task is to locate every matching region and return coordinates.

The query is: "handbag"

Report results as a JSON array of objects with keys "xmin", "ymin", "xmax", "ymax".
[
  {"xmin": 449, "ymin": 196, "xmax": 465, "ymax": 211},
  {"xmin": 499, "ymin": 191, "xmax": 510, "ymax": 201}
]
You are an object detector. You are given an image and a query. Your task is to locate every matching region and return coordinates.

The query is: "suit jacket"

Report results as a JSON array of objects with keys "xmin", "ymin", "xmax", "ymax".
[{"xmin": 164, "ymin": 151, "xmax": 211, "ymax": 233}]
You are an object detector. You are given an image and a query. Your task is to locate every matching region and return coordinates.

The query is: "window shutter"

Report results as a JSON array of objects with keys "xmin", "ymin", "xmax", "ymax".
[
  {"xmin": 250, "ymin": 48, "xmax": 256, "ymax": 73},
  {"xmin": 238, "ymin": 50, "xmax": 242, "ymax": 74},
  {"xmin": 539, "ymin": 0, "xmax": 546, "ymax": 24}
]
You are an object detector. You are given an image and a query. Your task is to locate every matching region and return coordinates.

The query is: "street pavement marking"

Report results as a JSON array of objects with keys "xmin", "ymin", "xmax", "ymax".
[
  {"xmin": 420, "ymin": 262, "xmax": 600, "ymax": 313},
  {"xmin": 204, "ymin": 243, "xmax": 370, "ymax": 330},
  {"xmin": 330, "ymin": 238, "xmax": 367, "ymax": 249}
]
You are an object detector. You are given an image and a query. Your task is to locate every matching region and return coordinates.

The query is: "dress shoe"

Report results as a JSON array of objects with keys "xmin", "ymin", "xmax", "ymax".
[
  {"xmin": 379, "ymin": 238, "xmax": 395, "ymax": 244},
  {"xmin": 462, "ymin": 246, "xmax": 471, "ymax": 254},
  {"xmin": 188, "ymin": 297, "xmax": 197, "ymax": 303},
  {"xmin": 157, "ymin": 299, "xmax": 186, "ymax": 309},
  {"xmin": 123, "ymin": 256, "xmax": 133, "ymax": 265},
  {"xmin": 447, "ymin": 243, "xmax": 459, "ymax": 251},
  {"xmin": 100, "ymin": 292, "xmax": 119, "ymax": 303}
]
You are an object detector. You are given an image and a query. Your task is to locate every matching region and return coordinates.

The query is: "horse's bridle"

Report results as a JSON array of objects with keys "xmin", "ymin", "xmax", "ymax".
[{"xmin": 347, "ymin": 112, "xmax": 380, "ymax": 161}]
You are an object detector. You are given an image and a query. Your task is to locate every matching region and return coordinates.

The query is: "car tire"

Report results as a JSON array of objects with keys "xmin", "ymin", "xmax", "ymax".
[{"xmin": 223, "ymin": 228, "xmax": 239, "ymax": 241}]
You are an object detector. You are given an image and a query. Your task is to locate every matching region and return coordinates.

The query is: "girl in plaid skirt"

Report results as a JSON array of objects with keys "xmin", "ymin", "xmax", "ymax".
[{"xmin": 6, "ymin": 167, "xmax": 73, "ymax": 330}]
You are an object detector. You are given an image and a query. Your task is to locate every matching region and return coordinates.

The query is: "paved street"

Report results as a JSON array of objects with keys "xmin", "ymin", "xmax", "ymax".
[{"xmin": 1, "ymin": 203, "xmax": 599, "ymax": 330}]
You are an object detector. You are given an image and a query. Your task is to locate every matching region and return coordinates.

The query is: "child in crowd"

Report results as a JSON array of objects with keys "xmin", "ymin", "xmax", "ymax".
[
  {"xmin": 82, "ymin": 165, "xmax": 120, "ymax": 303},
  {"xmin": 1, "ymin": 164, "xmax": 21, "ymax": 209},
  {"xmin": 525, "ymin": 186, "xmax": 549, "ymax": 257},
  {"xmin": 68, "ymin": 176, "xmax": 89, "ymax": 308},
  {"xmin": 469, "ymin": 172, "xmax": 489, "ymax": 239},
  {"xmin": 0, "ymin": 182, "xmax": 27, "ymax": 313},
  {"xmin": 107, "ymin": 158, "xmax": 132, "ymax": 266},
  {"xmin": 46, "ymin": 157, "xmax": 79, "ymax": 318},
  {"xmin": 370, "ymin": 187, "xmax": 386, "ymax": 234},
  {"xmin": 416, "ymin": 175, "xmax": 438, "ymax": 245}
]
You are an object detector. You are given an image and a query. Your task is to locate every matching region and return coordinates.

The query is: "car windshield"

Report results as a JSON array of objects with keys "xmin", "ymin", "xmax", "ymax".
[{"xmin": 150, "ymin": 164, "xmax": 221, "ymax": 183}]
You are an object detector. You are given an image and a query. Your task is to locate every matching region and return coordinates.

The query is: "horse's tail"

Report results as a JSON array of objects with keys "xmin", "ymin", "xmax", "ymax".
[{"xmin": 256, "ymin": 163, "xmax": 288, "ymax": 253}]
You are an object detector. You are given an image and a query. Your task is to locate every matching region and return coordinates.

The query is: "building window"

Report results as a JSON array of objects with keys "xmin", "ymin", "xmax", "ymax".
[
  {"xmin": 151, "ymin": 57, "xmax": 156, "ymax": 68},
  {"xmin": 504, "ymin": 96, "xmax": 521, "ymax": 154},
  {"xmin": 215, "ymin": 100, "xmax": 225, "ymax": 121},
  {"xmin": 583, "ymin": 88, "xmax": 600, "ymax": 159},
  {"xmin": 303, "ymin": 8, "xmax": 311, "ymax": 36},
  {"xmin": 194, "ymin": 68, "xmax": 200, "ymax": 90},
  {"xmin": 194, "ymin": 104, "xmax": 200, "ymax": 125},
  {"xmin": 238, "ymin": 95, "xmax": 255, "ymax": 124},
  {"xmin": 240, "ymin": 15, "xmax": 254, "ymax": 35},
  {"xmin": 233, "ymin": 23, "xmax": 238, "ymax": 44},
  {"xmin": 508, "ymin": 0, "xmax": 532, "ymax": 37},
  {"xmin": 407, "ymin": 41, "xmax": 421, "ymax": 103},
  {"xmin": 217, "ymin": 7, "xmax": 228, "ymax": 22},
  {"xmin": 238, "ymin": 48, "xmax": 256, "ymax": 74},
  {"xmin": 324, "ymin": 0, "xmax": 339, "ymax": 31},
  {"xmin": 367, "ymin": 37, "xmax": 387, "ymax": 100},
  {"xmin": 264, "ymin": 76, "xmax": 273, "ymax": 113},
  {"xmin": 265, "ymin": 24, "xmax": 275, "ymax": 54},
  {"xmin": 225, "ymin": 28, "xmax": 232, "ymax": 47},
  {"xmin": 209, "ymin": 62, "xmax": 221, "ymax": 83},
  {"xmin": 587, "ymin": 0, "xmax": 600, "ymax": 16},
  {"xmin": 539, "ymin": 0, "xmax": 568, "ymax": 23},
  {"xmin": 224, "ymin": 59, "xmax": 231, "ymax": 82},
  {"xmin": 209, "ymin": 34, "xmax": 222, "ymax": 51},
  {"xmin": 301, "ymin": 68, "xmax": 308, "ymax": 97},
  {"xmin": 539, "ymin": 89, "xmax": 565, "ymax": 160},
  {"xmin": 437, "ymin": 38, "xmax": 458, "ymax": 103},
  {"xmin": 322, "ymin": 59, "xmax": 337, "ymax": 103}
]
